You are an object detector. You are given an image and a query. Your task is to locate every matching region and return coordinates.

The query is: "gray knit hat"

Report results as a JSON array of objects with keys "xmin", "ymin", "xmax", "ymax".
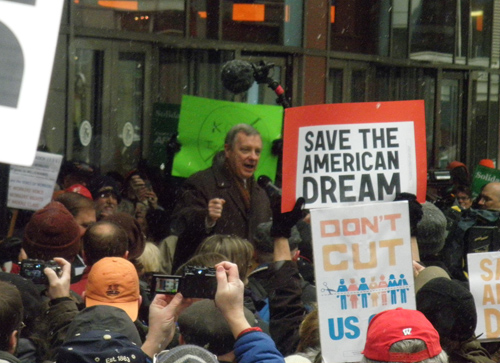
[{"xmin": 416, "ymin": 202, "xmax": 447, "ymax": 257}]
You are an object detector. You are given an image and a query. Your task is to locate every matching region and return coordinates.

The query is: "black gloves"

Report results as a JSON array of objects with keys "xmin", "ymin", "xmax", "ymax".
[{"xmin": 271, "ymin": 197, "xmax": 306, "ymax": 238}]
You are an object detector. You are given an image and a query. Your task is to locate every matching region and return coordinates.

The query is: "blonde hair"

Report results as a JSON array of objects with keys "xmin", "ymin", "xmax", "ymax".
[
  {"xmin": 195, "ymin": 234, "xmax": 254, "ymax": 282},
  {"xmin": 137, "ymin": 242, "xmax": 167, "ymax": 274}
]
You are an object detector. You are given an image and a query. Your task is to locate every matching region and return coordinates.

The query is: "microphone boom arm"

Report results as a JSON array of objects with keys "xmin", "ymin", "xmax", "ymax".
[{"xmin": 252, "ymin": 61, "xmax": 290, "ymax": 109}]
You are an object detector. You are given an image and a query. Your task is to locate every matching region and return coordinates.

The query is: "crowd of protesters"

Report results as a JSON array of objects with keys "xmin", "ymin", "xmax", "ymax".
[{"xmin": 0, "ymin": 123, "xmax": 500, "ymax": 363}]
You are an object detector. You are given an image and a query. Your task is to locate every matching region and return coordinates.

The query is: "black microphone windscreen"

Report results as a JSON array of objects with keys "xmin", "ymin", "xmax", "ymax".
[{"xmin": 221, "ymin": 60, "xmax": 254, "ymax": 94}]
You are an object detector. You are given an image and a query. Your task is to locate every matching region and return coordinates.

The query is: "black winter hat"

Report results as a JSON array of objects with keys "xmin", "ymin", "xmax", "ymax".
[{"xmin": 416, "ymin": 277, "xmax": 477, "ymax": 342}]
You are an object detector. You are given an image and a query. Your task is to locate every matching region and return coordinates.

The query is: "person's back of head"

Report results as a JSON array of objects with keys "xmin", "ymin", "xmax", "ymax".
[
  {"xmin": 394, "ymin": 193, "xmax": 423, "ymax": 237},
  {"xmin": 416, "ymin": 202, "xmax": 447, "ymax": 258},
  {"xmin": 296, "ymin": 306, "xmax": 320, "ymax": 353},
  {"xmin": 174, "ymin": 252, "xmax": 227, "ymax": 275},
  {"xmin": 137, "ymin": 242, "xmax": 166, "ymax": 274},
  {"xmin": 0, "ymin": 273, "xmax": 41, "ymax": 340},
  {"xmin": 178, "ymin": 299, "xmax": 257, "ymax": 359},
  {"xmin": 195, "ymin": 234, "xmax": 253, "ymax": 282},
  {"xmin": 56, "ymin": 191, "xmax": 95, "ymax": 217},
  {"xmin": 23, "ymin": 201, "xmax": 81, "ymax": 262},
  {"xmin": 361, "ymin": 308, "xmax": 447, "ymax": 363},
  {"xmin": 253, "ymin": 221, "xmax": 301, "ymax": 264},
  {"xmin": 0, "ymin": 280, "xmax": 23, "ymax": 354},
  {"xmin": 154, "ymin": 345, "xmax": 218, "ymax": 363},
  {"xmin": 82, "ymin": 221, "xmax": 129, "ymax": 266},
  {"xmin": 102, "ymin": 212, "xmax": 145, "ymax": 261},
  {"xmin": 416, "ymin": 277, "xmax": 477, "ymax": 347}
]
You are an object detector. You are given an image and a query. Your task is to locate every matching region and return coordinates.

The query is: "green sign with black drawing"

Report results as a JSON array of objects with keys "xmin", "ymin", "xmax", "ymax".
[{"xmin": 172, "ymin": 95, "xmax": 283, "ymax": 181}]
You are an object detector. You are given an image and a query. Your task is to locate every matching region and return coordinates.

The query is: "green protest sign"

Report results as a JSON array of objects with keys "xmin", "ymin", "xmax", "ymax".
[
  {"xmin": 471, "ymin": 165, "xmax": 500, "ymax": 197},
  {"xmin": 172, "ymin": 95, "xmax": 283, "ymax": 181}
]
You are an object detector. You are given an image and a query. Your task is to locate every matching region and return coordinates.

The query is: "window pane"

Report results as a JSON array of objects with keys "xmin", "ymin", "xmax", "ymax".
[
  {"xmin": 391, "ymin": 0, "xmax": 409, "ymax": 58},
  {"xmin": 470, "ymin": 0, "xmax": 493, "ymax": 66},
  {"xmin": 330, "ymin": 0, "xmax": 389, "ymax": 56},
  {"xmin": 488, "ymin": 74, "xmax": 499, "ymax": 162},
  {"xmin": 351, "ymin": 70, "xmax": 366, "ymax": 102},
  {"xmin": 438, "ymin": 78, "xmax": 460, "ymax": 168},
  {"xmin": 72, "ymin": 48, "xmax": 103, "ymax": 166},
  {"xmin": 158, "ymin": 50, "xmax": 233, "ymax": 104},
  {"xmin": 470, "ymin": 72, "xmax": 488, "ymax": 166},
  {"xmin": 221, "ymin": 0, "xmax": 302, "ymax": 45},
  {"xmin": 410, "ymin": 0, "xmax": 455, "ymax": 63},
  {"xmin": 73, "ymin": 0, "xmax": 185, "ymax": 36},
  {"xmin": 328, "ymin": 68, "xmax": 343, "ymax": 103},
  {"xmin": 109, "ymin": 53, "xmax": 145, "ymax": 174}
]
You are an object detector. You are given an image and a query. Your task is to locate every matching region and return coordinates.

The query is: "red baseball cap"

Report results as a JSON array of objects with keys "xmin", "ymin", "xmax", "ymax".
[
  {"xmin": 362, "ymin": 308, "xmax": 442, "ymax": 362},
  {"xmin": 65, "ymin": 184, "xmax": 93, "ymax": 200}
]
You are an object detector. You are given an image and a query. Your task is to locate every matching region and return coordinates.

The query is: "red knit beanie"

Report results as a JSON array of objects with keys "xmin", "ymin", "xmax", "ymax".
[{"xmin": 23, "ymin": 201, "xmax": 81, "ymax": 262}]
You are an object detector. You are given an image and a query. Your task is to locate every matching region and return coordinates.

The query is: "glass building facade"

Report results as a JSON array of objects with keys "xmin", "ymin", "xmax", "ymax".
[{"xmin": 41, "ymin": 0, "xmax": 500, "ymax": 176}]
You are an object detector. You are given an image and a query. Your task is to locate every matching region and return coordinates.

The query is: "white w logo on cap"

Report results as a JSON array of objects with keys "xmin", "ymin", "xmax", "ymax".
[{"xmin": 402, "ymin": 328, "xmax": 412, "ymax": 336}]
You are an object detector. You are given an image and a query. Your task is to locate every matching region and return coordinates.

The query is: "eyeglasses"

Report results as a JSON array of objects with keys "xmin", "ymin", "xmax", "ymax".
[{"xmin": 98, "ymin": 191, "xmax": 118, "ymax": 200}]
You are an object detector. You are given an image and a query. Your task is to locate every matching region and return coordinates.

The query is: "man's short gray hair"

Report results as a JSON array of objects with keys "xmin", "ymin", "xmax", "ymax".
[
  {"xmin": 224, "ymin": 124, "xmax": 261, "ymax": 149},
  {"xmin": 361, "ymin": 339, "xmax": 448, "ymax": 363}
]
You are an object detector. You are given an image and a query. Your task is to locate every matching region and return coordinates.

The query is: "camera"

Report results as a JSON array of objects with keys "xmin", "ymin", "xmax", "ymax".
[
  {"xmin": 150, "ymin": 266, "xmax": 217, "ymax": 299},
  {"xmin": 20, "ymin": 259, "xmax": 61, "ymax": 285}
]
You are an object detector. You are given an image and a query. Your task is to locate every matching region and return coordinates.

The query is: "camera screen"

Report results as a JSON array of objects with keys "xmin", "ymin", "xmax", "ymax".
[{"xmin": 153, "ymin": 275, "xmax": 180, "ymax": 295}]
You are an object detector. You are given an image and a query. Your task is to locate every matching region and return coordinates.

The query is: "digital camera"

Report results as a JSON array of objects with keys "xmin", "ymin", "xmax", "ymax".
[
  {"xmin": 20, "ymin": 259, "xmax": 61, "ymax": 285},
  {"xmin": 150, "ymin": 266, "xmax": 217, "ymax": 299}
]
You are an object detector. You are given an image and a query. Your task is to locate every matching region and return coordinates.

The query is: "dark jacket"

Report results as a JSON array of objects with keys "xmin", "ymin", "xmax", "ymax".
[
  {"xmin": 0, "ymin": 351, "xmax": 21, "ymax": 363},
  {"xmin": 171, "ymin": 161, "xmax": 272, "ymax": 270},
  {"xmin": 267, "ymin": 261, "xmax": 307, "ymax": 357}
]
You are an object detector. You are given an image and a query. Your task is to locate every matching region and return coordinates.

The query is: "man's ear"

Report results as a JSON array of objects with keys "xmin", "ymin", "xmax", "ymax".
[
  {"xmin": 123, "ymin": 250, "xmax": 129, "ymax": 260},
  {"xmin": 82, "ymin": 291, "xmax": 86, "ymax": 300},
  {"xmin": 178, "ymin": 334, "xmax": 185, "ymax": 345},
  {"xmin": 138, "ymin": 295, "xmax": 143, "ymax": 307},
  {"xmin": 8, "ymin": 330, "xmax": 18, "ymax": 355}
]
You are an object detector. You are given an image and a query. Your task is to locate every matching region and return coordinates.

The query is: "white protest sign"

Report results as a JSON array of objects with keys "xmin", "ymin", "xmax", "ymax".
[
  {"xmin": 282, "ymin": 101, "xmax": 427, "ymax": 212},
  {"xmin": 0, "ymin": 0, "xmax": 65, "ymax": 166},
  {"xmin": 297, "ymin": 122, "xmax": 417, "ymax": 209},
  {"xmin": 468, "ymin": 251, "xmax": 500, "ymax": 340},
  {"xmin": 7, "ymin": 151, "xmax": 63, "ymax": 211},
  {"xmin": 311, "ymin": 201, "xmax": 415, "ymax": 363}
]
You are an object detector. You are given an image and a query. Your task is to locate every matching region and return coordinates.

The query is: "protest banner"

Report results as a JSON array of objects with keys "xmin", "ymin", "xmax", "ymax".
[
  {"xmin": 311, "ymin": 201, "xmax": 415, "ymax": 363},
  {"xmin": 468, "ymin": 251, "xmax": 500, "ymax": 340},
  {"xmin": 172, "ymin": 95, "xmax": 283, "ymax": 181},
  {"xmin": 282, "ymin": 101, "xmax": 426, "ymax": 212},
  {"xmin": 0, "ymin": 0, "xmax": 65, "ymax": 166},
  {"xmin": 7, "ymin": 152, "xmax": 63, "ymax": 211},
  {"xmin": 471, "ymin": 165, "xmax": 500, "ymax": 198}
]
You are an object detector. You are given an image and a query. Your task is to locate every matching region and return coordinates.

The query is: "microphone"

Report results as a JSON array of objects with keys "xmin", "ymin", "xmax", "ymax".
[
  {"xmin": 221, "ymin": 60, "xmax": 255, "ymax": 94},
  {"xmin": 258, "ymin": 175, "xmax": 282, "ymax": 202}
]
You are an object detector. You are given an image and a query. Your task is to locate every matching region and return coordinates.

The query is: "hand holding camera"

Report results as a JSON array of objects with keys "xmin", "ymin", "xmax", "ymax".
[
  {"xmin": 150, "ymin": 266, "xmax": 217, "ymax": 299},
  {"xmin": 20, "ymin": 258, "xmax": 71, "ymax": 300}
]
